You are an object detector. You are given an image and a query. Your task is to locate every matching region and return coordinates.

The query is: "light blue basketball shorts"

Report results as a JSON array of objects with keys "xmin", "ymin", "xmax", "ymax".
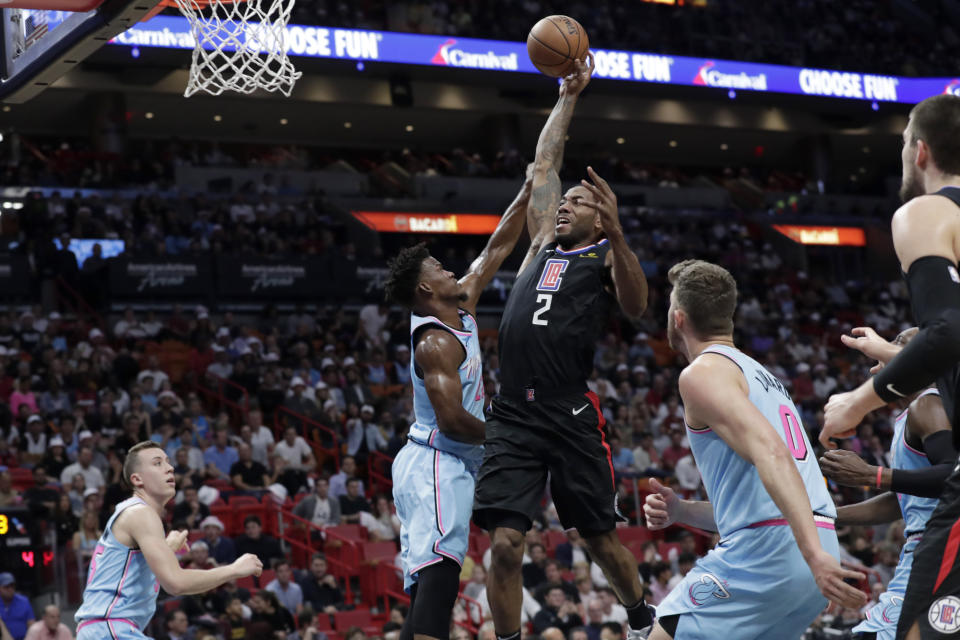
[
  {"xmin": 853, "ymin": 534, "xmax": 922, "ymax": 640},
  {"xmin": 656, "ymin": 518, "xmax": 840, "ymax": 639},
  {"xmin": 392, "ymin": 440, "xmax": 474, "ymax": 592}
]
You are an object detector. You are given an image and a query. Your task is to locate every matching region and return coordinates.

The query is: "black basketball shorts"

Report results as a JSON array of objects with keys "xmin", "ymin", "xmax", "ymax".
[
  {"xmin": 897, "ymin": 464, "xmax": 960, "ymax": 639},
  {"xmin": 472, "ymin": 390, "xmax": 624, "ymax": 536}
]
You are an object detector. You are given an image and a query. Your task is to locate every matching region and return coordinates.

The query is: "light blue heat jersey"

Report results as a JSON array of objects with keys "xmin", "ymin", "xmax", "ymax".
[
  {"xmin": 854, "ymin": 389, "xmax": 940, "ymax": 639},
  {"xmin": 75, "ymin": 497, "xmax": 159, "ymax": 636},
  {"xmin": 892, "ymin": 389, "xmax": 940, "ymax": 534},
  {"xmin": 407, "ymin": 309, "xmax": 485, "ymax": 468},
  {"xmin": 688, "ymin": 345, "xmax": 835, "ymax": 538},
  {"xmin": 393, "ymin": 309, "xmax": 485, "ymax": 592}
]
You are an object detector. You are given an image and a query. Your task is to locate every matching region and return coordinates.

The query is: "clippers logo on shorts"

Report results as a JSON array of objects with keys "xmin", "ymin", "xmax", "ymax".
[
  {"xmin": 929, "ymin": 595, "xmax": 960, "ymax": 633},
  {"xmin": 949, "ymin": 265, "xmax": 960, "ymax": 284},
  {"xmin": 688, "ymin": 574, "xmax": 731, "ymax": 606},
  {"xmin": 536, "ymin": 259, "xmax": 569, "ymax": 292}
]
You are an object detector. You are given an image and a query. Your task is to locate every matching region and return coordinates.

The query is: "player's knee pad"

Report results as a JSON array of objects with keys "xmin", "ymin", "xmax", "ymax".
[{"xmin": 411, "ymin": 558, "xmax": 461, "ymax": 639}]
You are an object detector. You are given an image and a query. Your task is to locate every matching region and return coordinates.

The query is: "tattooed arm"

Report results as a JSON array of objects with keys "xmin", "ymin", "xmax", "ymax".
[{"xmin": 518, "ymin": 54, "xmax": 594, "ymax": 276}]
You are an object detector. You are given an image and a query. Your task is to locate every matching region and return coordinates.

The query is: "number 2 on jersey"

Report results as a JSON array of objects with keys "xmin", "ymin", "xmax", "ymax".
[
  {"xmin": 532, "ymin": 294, "xmax": 552, "ymax": 325},
  {"xmin": 778, "ymin": 404, "xmax": 808, "ymax": 460}
]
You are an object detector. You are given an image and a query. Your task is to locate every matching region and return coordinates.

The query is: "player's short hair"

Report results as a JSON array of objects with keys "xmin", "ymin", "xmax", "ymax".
[
  {"xmin": 667, "ymin": 259, "xmax": 737, "ymax": 338},
  {"xmin": 909, "ymin": 94, "xmax": 960, "ymax": 176},
  {"xmin": 384, "ymin": 243, "xmax": 430, "ymax": 308},
  {"xmin": 123, "ymin": 441, "xmax": 165, "ymax": 490}
]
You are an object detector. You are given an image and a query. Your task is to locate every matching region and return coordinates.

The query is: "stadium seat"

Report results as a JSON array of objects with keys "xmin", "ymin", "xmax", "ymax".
[
  {"xmin": 361, "ymin": 541, "xmax": 397, "ymax": 563},
  {"xmin": 327, "ymin": 524, "xmax": 366, "ymax": 542},
  {"xmin": 543, "ymin": 530, "xmax": 567, "ymax": 554},
  {"xmin": 9, "ymin": 467, "xmax": 33, "ymax": 491},
  {"xmin": 257, "ymin": 569, "xmax": 275, "ymax": 588},
  {"xmin": 236, "ymin": 575, "xmax": 256, "ymax": 590},
  {"xmin": 334, "ymin": 609, "xmax": 373, "ymax": 630}
]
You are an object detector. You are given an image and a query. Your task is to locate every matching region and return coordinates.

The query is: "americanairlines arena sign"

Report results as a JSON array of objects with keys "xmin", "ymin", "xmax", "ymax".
[{"xmin": 108, "ymin": 18, "xmax": 960, "ymax": 105}]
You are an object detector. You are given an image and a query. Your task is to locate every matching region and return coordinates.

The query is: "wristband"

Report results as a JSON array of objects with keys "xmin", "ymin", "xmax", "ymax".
[{"xmin": 876, "ymin": 466, "xmax": 883, "ymax": 490}]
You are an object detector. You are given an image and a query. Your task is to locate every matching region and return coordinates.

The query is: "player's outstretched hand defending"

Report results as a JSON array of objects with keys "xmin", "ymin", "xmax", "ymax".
[
  {"xmin": 808, "ymin": 550, "xmax": 867, "ymax": 609},
  {"xmin": 580, "ymin": 166, "xmax": 622, "ymax": 237},
  {"xmin": 165, "ymin": 529, "xmax": 189, "ymax": 553},
  {"xmin": 559, "ymin": 51, "xmax": 594, "ymax": 97},
  {"xmin": 233, "ymin": 553, "xmax": 263, "ymax": 578},
  {"xmin": 643, "ymin": 478, "xmax": 680, "ymax": 530},
  {"xmin": 841, "ymin": 326, "xmax": 900, "ymax": 374}
]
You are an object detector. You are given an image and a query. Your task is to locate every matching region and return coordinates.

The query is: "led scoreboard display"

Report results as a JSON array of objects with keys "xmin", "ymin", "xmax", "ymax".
[{"xmin": 0, "ymin": 507, "xmax": 54, "ymax": 594}]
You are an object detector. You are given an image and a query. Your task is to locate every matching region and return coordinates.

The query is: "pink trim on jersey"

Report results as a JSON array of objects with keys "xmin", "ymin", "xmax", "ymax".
[
  {"xmin": 106, "ymin": 550, "xmax": 139, "ymax": 618},
  {"xmin": 428, "ymin": 429, "xmax": 438, "ymax": 447},
  {"xmin": 747, "ymin": 516, "xmax": 835, "ymax": 530},
  {"xmin": 433, "ymin": 540, "xmax": 463, "ymax": 567},
  {"xmin": 685, "ymin": 421, "xmax": 712, "ymax": 434},
  {"xmin": 434, "ymin": 450, "xmax": 445, "ymax": 535},
  {"xmin": 902, "ymin": 428, "xmax": 928, "ymax": 457},
  {"xmin": 77, "ymin": 618, "xmax": 139, "ymax": 632},
  {"xmin": 410, "ymin": 557, "xmax": 443, "ymax": 575}
]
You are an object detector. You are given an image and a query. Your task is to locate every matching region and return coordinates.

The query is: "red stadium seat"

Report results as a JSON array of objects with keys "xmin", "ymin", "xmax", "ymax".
[
  {"xmin": 236, "ymin": 575, "xmax": 256, "ymax": 590},
  {"xmin": 327, "ymin": 524, "xmax": 366, "ymax": 542},
  {"xmin": 361, "ymin": 541, "xmax": 397, "ymax": 563},
  {"xmin": 618, "ymin": 526, "xmax": 654, "ymax": 546},
  {"xmin": 543, "ymin": 530, "xmax": 567, "ymax": 554},
  {"xmin": 257, "ymin": 569, "xmax": 275, "ymax": 588},
  {"xmin": 334, "ymin": 609, "xmax": 373, "ymax": 630}
]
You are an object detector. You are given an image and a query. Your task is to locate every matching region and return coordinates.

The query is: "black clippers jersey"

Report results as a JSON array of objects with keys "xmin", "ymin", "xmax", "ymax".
[
  {"xmin": 498, "ymin": 238, "xmax": 615, "ymax": 397},
  {"xmin": 925, "ymin": 186, "xmax": 960, "ymax": 435}
]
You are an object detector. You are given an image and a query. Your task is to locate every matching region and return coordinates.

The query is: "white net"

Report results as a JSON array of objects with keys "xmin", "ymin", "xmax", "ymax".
[{"xmin": 173, "ymin": 0, "xmax": 302, "ymax": 97}]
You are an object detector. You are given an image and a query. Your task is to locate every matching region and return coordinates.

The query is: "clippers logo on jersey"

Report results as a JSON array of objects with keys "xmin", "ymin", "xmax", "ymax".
[
  {"xmin": 930, "ymin": 596, "xmax": 960, "ymax": 632},
  {"xmin": 536, "ymin": 259, "xmax": 569, "ymax": 292},
  {"xmin": 688, "ymin": 574, "xmax": 731, "ymax": 606}
]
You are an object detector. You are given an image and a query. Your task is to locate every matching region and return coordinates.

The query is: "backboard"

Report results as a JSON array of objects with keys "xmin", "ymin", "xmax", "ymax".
[{"xmin": 1, "ymin": 0, "xmax": 160, "ymax": 103}]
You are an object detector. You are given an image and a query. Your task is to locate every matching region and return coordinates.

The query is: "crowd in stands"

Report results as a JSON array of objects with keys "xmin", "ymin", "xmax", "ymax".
[
  {"xmin": 0, "ymin": 201, "xmax": 917, "ymax": 639},
  {"xmin": 298, "ymin": 0, "xmax": 959, "ymax": 77}
]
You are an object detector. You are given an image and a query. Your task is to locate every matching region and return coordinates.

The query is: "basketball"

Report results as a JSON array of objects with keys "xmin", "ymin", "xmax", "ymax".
[{"xmin": 527, "ymin": 15, "xmax": 590, "ymax": 78}]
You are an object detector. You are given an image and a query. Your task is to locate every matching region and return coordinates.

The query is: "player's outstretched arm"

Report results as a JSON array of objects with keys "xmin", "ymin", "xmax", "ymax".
[
  {"xmin": 643, "ymin": 477, "xmax": 716, "ymax": 532},
  {"xmin": 120, "ymin": 505, "xmax": 262, "ymax": 596},
  {"xmin": 835, "ymin": 492, "xmax": 901, "ymax": 527},
  {"xmin": 415, "ymin": 329, "xmax": 485, "ymax": 444},
  {"xmin": 822, "ymin": 197, "xmax": 960, "ymax": 447},
  {"xmin": 680, "ymin": 355, "xmax": 867, "ymax": 609},
  {"xmin": 580, "ymin": 166, "xmax": 648, "ymax": 319},
  {"xmin": 459, "ymin": 166, "xmax": 534, "ymax": 312},
  {"xmin": 518, "ymin": 55, "xmax": 594, "ymax": 275}
]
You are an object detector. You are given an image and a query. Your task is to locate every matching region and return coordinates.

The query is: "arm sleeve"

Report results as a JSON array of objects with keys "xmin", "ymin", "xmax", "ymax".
[
  {"xmin": 889, "ymin": 430, "xmax": 958, "ymax": 498},
  {"xmin": 874, "ymin": 257, "xmax": 960, "ymax": 402}
]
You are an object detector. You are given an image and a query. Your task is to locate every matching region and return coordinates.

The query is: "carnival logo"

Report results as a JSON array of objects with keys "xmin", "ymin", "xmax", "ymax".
[
  {"xmin": 693, "ymin": 60, "xmax": 767, "ymax": 91},
  {"xmin": 430, "ymin": 38, "xmax": 518, "ymax": 70}
]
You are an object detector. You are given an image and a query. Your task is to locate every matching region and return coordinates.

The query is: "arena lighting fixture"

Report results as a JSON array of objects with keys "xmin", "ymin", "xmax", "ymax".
[
  {"xmin": 145, "ymin": 112, "xmax": 154, "ymax": 119},
  {"xmin": 352, "ymin": 211, "xmax": 502, "ymax": 234},
  {"xmin": 720, "ymin": 143, "xmax": 728, "ymax": 150},
  {"xmin": 862, "ymin": 146, "xmax": 871, "ymax": 154},
  {"xmin": 344, "ymin": 122, "xmax": 352, "ymax": 128},
  {"xmin": 669, "ymin": 140, "xmax": 678, "ymax": 147},
  {"xmin": 405, "ymin": 124, "xmax": 414, "ymax": 132},
  {"xmin": 280, "ymin": 118, "xmax": 289, "ymax": 125},
  {"xmin": 616, "ymin": 137, "xmax": 625, "ymax": 145},
  {"xmin": 213, "ymin": 114, "xmax": 223, "ymax": 122},
  {"xmin": 773, "ymin": 224, "xmax": 866, "ymax": 247}
]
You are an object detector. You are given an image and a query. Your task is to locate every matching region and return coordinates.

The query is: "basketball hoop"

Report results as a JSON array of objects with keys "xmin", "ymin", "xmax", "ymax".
[{"xmin": 152, "ymin": 0, "xmax": 301, "ymax": 97}]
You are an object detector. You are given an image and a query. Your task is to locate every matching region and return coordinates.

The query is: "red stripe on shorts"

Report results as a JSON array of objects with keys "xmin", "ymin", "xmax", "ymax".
[
  {"xmin": 934, "ymin": 516, "xmax": 960, "ymax": 593},
  {"xmin": 586, "ymin": 391, "xmax": 615, "ymax": 491}
]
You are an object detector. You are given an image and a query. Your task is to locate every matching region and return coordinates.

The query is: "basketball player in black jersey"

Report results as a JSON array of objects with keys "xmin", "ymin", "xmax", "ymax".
[
  {"xmin": 472, "ymin": 56, "xmax": 653, "ymax": 640},
  {"xmin": 819, "ymin": 94, "xmax": 960, "ymax": 639}
]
